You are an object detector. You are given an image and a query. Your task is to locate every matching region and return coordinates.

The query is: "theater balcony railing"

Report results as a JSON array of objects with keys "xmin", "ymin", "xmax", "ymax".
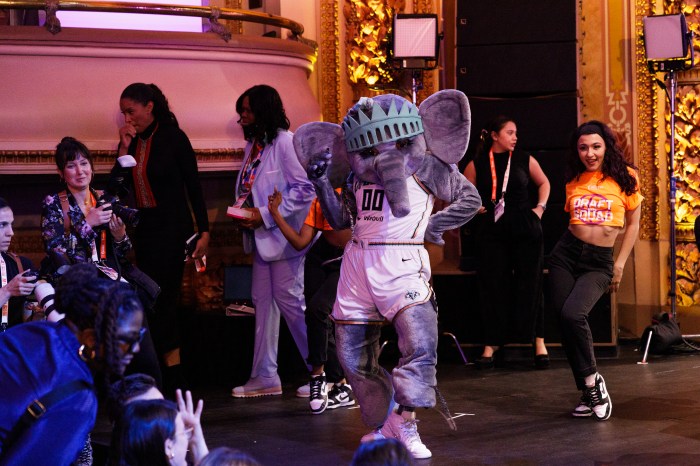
[{"xmin": 0, "ymin": 0, "xmax": 320, "ymax": 174}]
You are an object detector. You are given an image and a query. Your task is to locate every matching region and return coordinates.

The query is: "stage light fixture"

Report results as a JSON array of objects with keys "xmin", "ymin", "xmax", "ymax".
[
  {"xmin": 643, "ymin": 13, "xmax": 692, "ymax": 72},
  {"xmin": 640, "ymin": 13, "xmax": 695, "ymax": 330},
  {"xmin": 392, "ymin": 13, "xmax": 439, "ymax": 69}
]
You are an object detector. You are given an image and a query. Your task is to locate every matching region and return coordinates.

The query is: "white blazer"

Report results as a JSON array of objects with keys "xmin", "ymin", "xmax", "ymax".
[{"xmin": 235, "ymin": 130, "xmax": 316, "ymax": 262}]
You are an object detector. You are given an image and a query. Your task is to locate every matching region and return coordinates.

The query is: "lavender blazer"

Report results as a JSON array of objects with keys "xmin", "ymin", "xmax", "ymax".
[{"xmin": 235, "ymin": 129, "xmax": 316, "ymax": 262}]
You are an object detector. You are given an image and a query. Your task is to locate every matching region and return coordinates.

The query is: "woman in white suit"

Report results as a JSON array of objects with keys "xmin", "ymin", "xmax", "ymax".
[{"xmin": 230, "ymin": 85, "xmax": 316, "ymax": 397}]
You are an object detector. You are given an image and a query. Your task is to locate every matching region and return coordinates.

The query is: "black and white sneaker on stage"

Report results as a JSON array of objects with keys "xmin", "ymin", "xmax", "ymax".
[
  {"xmin": 309, "ymin": 373, "xmax": 328, "ymax": 414},
  {"xmin": 327, "ymin": 382, "xmax": 355, "ymax": 410},
  {"xmin": 572, "ymin": 373, "xmax": 611, "ymax": 420}
]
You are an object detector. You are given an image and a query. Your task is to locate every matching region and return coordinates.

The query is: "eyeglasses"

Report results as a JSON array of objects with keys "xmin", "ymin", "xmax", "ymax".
[{"xmin": 117, "ymin": 327, "xmax": 147, "ymax": 354}]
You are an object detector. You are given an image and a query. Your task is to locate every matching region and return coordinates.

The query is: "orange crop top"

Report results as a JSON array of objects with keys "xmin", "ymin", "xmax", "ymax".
[
  {"xmin": 304, "ymin": 188, "xmax": 342, "ymax": 231},
  {"xmin": 565, "ymin": 168, "xmax": 643, "ymax": 227}
]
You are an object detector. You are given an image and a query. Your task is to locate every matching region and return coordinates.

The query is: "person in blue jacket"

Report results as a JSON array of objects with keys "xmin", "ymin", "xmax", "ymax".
[{"xmin": 0, "ymin": 263, "xmax": 145, "ymax": 465}]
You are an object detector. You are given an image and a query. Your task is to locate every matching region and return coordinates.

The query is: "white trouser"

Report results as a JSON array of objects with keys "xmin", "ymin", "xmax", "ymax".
[{"xmin": 249, "ymin": 250, "xmax": 310, "ymax": 379}]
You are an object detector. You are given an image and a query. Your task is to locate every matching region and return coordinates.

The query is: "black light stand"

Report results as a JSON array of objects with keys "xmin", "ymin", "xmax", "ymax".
[{"xmin": 639, "ymin": 13, "xmax": 695, "ymax": 364}]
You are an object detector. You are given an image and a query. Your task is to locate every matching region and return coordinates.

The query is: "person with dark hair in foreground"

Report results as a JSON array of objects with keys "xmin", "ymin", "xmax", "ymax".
[
  {"xmin": 351, "ymin": 438, "xmax": 415, "ymax": 466},
  {"xmin": 107, "ymin": 373, "xmax": 165, "ymax": 465},
  {"xmin": 0, "ymin": 263, "xmax": 144, "ymax": 465},
  {"xmin": 120, "ymin": 390, "xmax": 208, "ymax": 466},
  {"xmin": 199, "ymin": 446, "xmax": 262, "ymax": 466},
  {"xmin": 548, "ymin": 120, "xmax": 642, "ymax": 421}
]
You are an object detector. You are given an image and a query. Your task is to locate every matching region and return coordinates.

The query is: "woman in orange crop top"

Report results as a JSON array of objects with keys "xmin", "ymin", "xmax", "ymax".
[{"xmin": 548, "ymin": 120, "xmax": 642, "ymax": 422}]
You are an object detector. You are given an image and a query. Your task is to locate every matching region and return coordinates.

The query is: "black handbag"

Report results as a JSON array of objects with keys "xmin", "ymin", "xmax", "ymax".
[{"xmin": 640, "ymin": 312, "xmax": 683, "ymax": 354}]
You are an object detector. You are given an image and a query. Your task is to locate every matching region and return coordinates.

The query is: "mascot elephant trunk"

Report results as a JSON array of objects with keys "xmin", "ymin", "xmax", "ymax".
[{"xmin": 375, "ymin": 149, "xmax": 411, "ymax": 218}]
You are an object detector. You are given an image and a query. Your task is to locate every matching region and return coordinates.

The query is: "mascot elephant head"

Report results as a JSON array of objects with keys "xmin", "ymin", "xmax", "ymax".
[{"xmin": 293, "ymin": 90, "xmax": 471, "ymax": 217}]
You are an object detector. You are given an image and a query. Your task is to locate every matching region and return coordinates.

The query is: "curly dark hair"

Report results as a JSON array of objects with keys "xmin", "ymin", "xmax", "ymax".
[
  {"xmin": 566, "ymin": 120, "xmax": 638, "ymax": 195},
  {"xmin": 55, "ymin": 263, "xmax": 143, "ymax": 380},
  {"xmin": 236, "ymin": 84, "xmax": 290, "ymax": 143},
  {"xmin": 121, "ymin": 83, "xmax": 179, "ymax": 128}
]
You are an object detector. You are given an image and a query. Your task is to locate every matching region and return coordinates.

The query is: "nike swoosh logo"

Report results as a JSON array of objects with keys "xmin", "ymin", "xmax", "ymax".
[{"xmin": 401, "ymin": 258, "xmax": 411, "ymax": 262}]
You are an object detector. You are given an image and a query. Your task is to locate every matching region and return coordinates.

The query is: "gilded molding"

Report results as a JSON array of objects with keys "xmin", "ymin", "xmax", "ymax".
[
  {"xmin": 655, "ymin": 1, "xmax": 700, "ymax": 304},
  {"xmin": 635, "ymin": 0, "xmax": 659, "ymax": 241},
  {"xmin": 320, "ymin": 0, "xmax": 341, "ymax": 123},
  {"xmin": 223, "ymin": 0, "xmax": 243, "ymax": 35},
  {"xmin": 0, "ymin": 148, "xmax": 246, "ymax": 173}
]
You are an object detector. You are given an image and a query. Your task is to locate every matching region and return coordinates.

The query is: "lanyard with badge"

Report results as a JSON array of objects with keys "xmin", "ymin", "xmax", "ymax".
[
  {"xmin": 490, "ymin": 150, "xmax": 512, "ymax": 223},
  {"xmin": 0, "ymin": 254, "xmax": 7, "ymax": 331},
  {"xmin": 233, "ymin": 140, "xmax": 266, "ymax": 209}
]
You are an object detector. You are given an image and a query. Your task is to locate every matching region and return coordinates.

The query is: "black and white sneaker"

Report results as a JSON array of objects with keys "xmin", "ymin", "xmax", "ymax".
[
  {"xmin": 571, "ymin": 391, "xmax": 593, "ymax": 417},
  {"xmin": 588, "ymin": 373, "xmax": 612, "ymax": 421},
  {"xmin": 309, "ymin": 373, "xmax": 328, "ymax": 414},
  {"xmin": 327, "ymin": 383, "xmax": 355, "ymax": 410}
]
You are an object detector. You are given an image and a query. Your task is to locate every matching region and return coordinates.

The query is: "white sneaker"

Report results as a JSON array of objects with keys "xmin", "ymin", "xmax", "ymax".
[
  {"xmin": 296, "ymin": 382, "xmax": 310, "ymax": 398},
  {"xmin": 231, "ymin": 375, "xmax": 282, "ymax": 398},
  {"xmin": 360, "ymin": 428, "xmax": 385, "ymax": 443},
  {"xmin": 380, "ymin": 411, "xmax": 432, "ymax": 459},
  {"xmin": 309, "ymin": 373, "xmax": 328, "ymax": 414}
]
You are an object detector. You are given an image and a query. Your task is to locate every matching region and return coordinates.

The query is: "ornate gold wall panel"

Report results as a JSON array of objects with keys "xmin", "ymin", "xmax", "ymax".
[
  {"xmin": 320, "ymin": 0, "xmax": 341, "ymax": 123},
  {"xmin": 335, "ymin": 0, "xmax": 438, "ymax": 105},
  {"xmin": 634, "ymin": 1, "xmax": 700, "ymax": 305},
  {"xmin": 635, "ymin": 0, "xmax": 659, "ymax": 242}
]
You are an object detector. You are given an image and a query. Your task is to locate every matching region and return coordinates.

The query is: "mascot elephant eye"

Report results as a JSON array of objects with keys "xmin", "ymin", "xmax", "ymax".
[
  {"xmin": 396, "ymin": 138, "xmax": 413, "ymax": 149},
  {"xmin": 360, "ymin": 146, "xmax": 379, "ymax": 158}
]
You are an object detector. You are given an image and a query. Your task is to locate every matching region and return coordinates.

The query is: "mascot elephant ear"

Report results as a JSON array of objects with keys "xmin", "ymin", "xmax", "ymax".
[
  {"xmin": 293, "ymin": 122, "xmax": 351, "ymax": 188},
  {"xmin": 419, "ymin": 89, "xmax": 471, "ymax": 165}
]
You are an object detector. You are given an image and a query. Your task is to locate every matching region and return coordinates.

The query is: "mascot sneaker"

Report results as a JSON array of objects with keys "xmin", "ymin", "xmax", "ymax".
[
  {"xmin": 360, "ymin": 428, "xmax": 385, "ymax": 443},
  {"xmin": 231, "ymin": 375, "xmax": 282, "ymax": 398},
  {"xmin": 380, "ymin": 411, "xmax": 432, "ymax": 459}
]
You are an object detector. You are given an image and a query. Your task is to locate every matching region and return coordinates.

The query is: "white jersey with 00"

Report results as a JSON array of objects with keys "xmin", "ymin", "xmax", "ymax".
[{"xmin": 332, "ymin": 175, "xmax": 436, "ymax": 324}]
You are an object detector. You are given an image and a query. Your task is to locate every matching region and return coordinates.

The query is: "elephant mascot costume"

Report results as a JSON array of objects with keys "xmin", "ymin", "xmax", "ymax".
[{"xmin": 293, "ymin": 90, "xmax": 481, "ymax": 459}]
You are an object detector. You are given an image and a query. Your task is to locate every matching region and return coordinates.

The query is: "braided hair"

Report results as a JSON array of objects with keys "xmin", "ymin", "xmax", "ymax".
[{"xmin": 55, "ymin": 263, "xmax": 143, "ymax": 380}]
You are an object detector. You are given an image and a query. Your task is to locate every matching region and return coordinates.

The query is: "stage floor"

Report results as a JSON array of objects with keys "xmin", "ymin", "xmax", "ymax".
[{"xmin": 98, "ymin": 342, "xmax": 700, "ymax": 465}]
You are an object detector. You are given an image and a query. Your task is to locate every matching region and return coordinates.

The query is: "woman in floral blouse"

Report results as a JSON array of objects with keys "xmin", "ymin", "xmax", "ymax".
[
  {"xmin": 40, "ymin": 136, "xmax": 161, "ymax": 386},
  {"xmin": 41, "ymin": 136, "xmax": 130, "ymax": 268}
]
